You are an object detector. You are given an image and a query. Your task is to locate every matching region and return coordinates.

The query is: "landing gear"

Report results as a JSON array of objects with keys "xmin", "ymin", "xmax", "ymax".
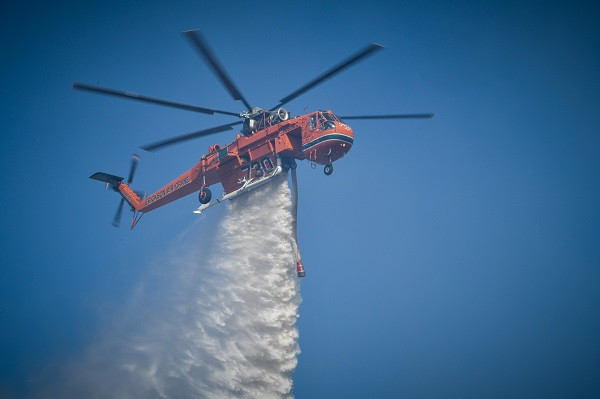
[
  {"xmin": 198, "ymin": 187, "xmax": 212, "ymax": 204},
  {"xmin": 324, "ymin": 163, "xmax": 333, "ymax": 176}
]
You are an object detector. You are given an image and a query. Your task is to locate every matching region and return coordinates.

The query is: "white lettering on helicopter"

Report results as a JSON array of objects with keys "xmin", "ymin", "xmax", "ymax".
[
  {"xmin": 241, "ymin": 156, "xmax": 275, "ymax": 182},
  {"xmin": 145, "ymin": 176, "xmax": 191, "ymax": 206}
]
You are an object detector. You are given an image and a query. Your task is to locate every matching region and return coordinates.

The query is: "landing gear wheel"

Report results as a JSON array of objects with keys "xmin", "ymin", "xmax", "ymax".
[
  {"xmin": 324, "ymin": 164, "xmax": 333, "ymax": 176},
  {"xmin": 198, "ymin": 187, "xmax": 212, "ymax": 204}
]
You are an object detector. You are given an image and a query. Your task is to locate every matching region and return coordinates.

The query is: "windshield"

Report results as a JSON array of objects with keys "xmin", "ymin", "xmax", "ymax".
[
  {"xmin": 322, "ymin": 112, "xmax": 341, "ymax": 122},
  {"xmin": 318, "ymin": 112, "xmax": 336, "ymax": 131}
]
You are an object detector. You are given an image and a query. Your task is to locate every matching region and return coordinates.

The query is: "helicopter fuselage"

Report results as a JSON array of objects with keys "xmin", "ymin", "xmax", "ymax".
[{"xmin": 118, "ymin": 110, "xmax": 354, "ymax": 213}]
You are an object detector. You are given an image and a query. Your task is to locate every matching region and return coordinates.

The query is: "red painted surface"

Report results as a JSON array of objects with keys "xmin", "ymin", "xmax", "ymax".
[{"xmin": 119, "ymin": 111, "xmax": 354, "ymax": 214}]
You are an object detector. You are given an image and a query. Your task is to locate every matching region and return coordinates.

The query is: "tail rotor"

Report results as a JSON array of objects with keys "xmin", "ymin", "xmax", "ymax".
[
  {"xmin": 109, "ymin": 154, "xmax": 139, "ymax": 228},
  {"xmin": 127, "ymin": 154, "xmax": 139, "ymax": 185},
  {"xmin": 112, "ymin": 198, "xmax": 126, "ymax": 227}
]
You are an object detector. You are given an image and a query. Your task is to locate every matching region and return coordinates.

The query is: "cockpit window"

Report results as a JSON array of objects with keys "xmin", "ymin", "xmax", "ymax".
[
  {"xmin": 318, "ymin": 112, "xmax": 336, "ymax": 131},
  {"xmin": 309, "ymin": 114, "xmax": 316, "ymax": 130},
  {"xmin": 323, "ymin": 112, "xmax": 338, "ymax": 122}
]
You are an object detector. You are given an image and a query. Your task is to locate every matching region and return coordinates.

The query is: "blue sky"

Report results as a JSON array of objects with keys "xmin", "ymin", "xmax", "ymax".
[{"xmin": 1, "ymin": 0, "xmax": 599, "ymax": 397}]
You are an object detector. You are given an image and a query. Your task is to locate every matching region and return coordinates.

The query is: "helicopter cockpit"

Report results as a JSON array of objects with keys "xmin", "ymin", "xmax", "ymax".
[{"xmin": 309, "ymin": 111, "xmax": 343, "ymax": 131}]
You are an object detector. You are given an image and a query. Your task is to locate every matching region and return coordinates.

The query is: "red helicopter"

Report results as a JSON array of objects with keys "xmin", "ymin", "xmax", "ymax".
[{"xmin": 79, "ymin": 30, "xmax": 432, "ymax": 275}]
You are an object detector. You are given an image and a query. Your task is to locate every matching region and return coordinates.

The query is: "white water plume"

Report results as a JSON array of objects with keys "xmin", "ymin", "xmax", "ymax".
[{"xmin": 38, "ymin": 176, "xmax": 301, "ymax": 398}]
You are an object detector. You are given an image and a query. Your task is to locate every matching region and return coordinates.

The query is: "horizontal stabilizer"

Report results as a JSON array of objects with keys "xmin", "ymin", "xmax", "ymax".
[{"xmin": 90, "ymin": 172, "xmax": 124, "ymax": 183}]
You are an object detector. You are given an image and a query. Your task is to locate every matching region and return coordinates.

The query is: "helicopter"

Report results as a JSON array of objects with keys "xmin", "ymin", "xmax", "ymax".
[{"xmin": 81, "ymin": 30, "xmax": 432, "ymax": 275}]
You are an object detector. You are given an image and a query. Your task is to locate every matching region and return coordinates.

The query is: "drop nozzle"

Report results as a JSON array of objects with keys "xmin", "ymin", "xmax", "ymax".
[{"xmin": 296, "ymin": 261, "xmax": 306, "ymax": 278}]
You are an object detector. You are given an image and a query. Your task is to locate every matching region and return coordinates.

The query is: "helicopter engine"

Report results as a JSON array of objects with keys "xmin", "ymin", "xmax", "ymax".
[
  {"xmin": 273, "ymin": 108, "xmax": 289, "ymax": 123},
  {"xmin": 269, "ymin": 108, "xmax": 289, "ymax": 124},
  {"xmin": 241, "ymin": 107, "xmax": 290, "ymax": 135}
]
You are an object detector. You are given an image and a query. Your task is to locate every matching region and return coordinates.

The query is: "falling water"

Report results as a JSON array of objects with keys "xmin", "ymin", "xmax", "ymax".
[{"xmin": 37, "ymin": 176, "xmax": 301, "ymax": 399}]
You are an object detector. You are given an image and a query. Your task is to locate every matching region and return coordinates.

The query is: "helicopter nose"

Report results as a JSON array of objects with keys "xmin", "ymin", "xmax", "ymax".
[
  {"xmin": 329, "ymin": 123, "xmax": 354, "ymax": 161},
  {"xmin": 337, "ymin": 122, "xmax": 354, "ymax": 137},
  {"xmin": 301, "ymin": 123, "xmax": 354, "ymax": 165},
  {"xmin": 335, "ymin": 121, "xmax": 354, "ymax": 143}
]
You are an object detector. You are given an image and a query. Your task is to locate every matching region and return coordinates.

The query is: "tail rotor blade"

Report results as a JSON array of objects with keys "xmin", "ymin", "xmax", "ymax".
[
  {"xmin": 112, "ymin": 154, "xmax": 139, "ymax": 227},
  {"xmin": 112, "ymin": 197, "xmax": 125, "ymax": 227},
  {"xmin": 127, "ymin": 154, "xmax": 139, "ymax": 184}
]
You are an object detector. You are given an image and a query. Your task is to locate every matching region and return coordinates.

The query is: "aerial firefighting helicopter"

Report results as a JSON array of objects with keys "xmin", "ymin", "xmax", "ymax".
[{"xmin": 79, "ymin": 30, "xmax": 432, "ymax": 274}]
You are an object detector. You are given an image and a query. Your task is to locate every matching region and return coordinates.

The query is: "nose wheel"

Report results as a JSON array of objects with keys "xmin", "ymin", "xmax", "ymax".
[
  {"xmin": 198, "ymin": 187, "xmax": 212, "ymax": 204},
  {"xmin": 324, "ymin": 163, "xmax": 333, "ymax": 176}
]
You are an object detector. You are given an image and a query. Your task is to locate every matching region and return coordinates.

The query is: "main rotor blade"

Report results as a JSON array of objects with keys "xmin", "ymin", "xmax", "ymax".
[
  {"xmin": 112, "ymin": 197, "xmax": 125, "ymax": 227},
  {"xmin": 339, "ymin": 113, "xmax": 434, "ymax": 120},
  {"xmin": 127, "ymin": 154, "xmax": 140, "ymax": 184},
  {"xmin": 73, "ymin": 82, "xmax": 239, "ymax": 117},
  {"xmin": 140, "ymin": 121, "xmax": 243, "ymax": 152},
  {"xmin": 183, "ymin": 30, "xmax": 253, "ymax": 111},
  {"xmin": 273, "ymin": 43, "xmax": 384, "ymax": 110}
]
